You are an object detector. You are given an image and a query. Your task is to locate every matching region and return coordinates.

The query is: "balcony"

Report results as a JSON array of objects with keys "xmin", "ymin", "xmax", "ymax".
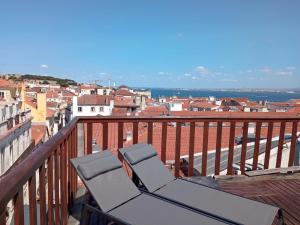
[{"xmin": 0, "ymin": 114, "xmax": 300, "ymax": 225}]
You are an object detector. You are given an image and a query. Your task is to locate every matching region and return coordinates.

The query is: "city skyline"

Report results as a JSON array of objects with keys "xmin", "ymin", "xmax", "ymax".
[{"xmin": 0, "ymin": 0, "xmax": 299, "ymax": 88}]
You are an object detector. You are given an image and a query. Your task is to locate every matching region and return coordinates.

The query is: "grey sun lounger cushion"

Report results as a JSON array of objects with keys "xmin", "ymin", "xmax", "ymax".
[
  {"xmin": 78, "ymin": 155, "xmax": 122, "ymax": 180},
  {"xmin": 119, "ymin": 144, "xmax": 280, "ymax": 225},
  {"xmin": 72, "ymin": 152, "xmax": 233, "ymax": 225},
  {"xmin": 124, "ymin": 144, "xmax": 157, "ymax": 165},
  {"xmin": 120, "ymin": 144, "xmax": 174, "ymax": 192},
  {"xmin": 70, "ymin": 150, "xmax": 112, "ymax": 168}
]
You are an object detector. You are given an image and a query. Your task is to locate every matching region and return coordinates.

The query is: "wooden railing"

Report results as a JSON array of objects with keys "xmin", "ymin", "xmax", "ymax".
[{"xmin": 0, "ymin": 114, "xmax": 299, "ymax": 224}]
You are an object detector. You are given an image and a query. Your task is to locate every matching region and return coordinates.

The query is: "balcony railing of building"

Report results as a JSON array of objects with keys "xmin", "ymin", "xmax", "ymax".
[{"xmin": 0, "ymin": 114, "xmax": 299, "ymax": 224}]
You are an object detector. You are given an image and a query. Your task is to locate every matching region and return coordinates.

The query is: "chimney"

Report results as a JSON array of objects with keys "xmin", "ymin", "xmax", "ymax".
[{"xmin": 37, "ymin": 92, "xmax": 47, "ymax": 119}]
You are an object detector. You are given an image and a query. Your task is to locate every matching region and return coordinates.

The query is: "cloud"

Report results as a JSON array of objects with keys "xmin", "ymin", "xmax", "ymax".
[
  {"xmin": 40, "ymin": 64, "xmax": 48, "ymax": 68},
  {"xmin": 158, "ymin": 72, "xmax": 170, "ymax": 75},
  {"xmin": 195, "ymin": 66, "xmax": 214, "ymax": 76},
  {"xmin": 183, "ymin": 73, "xmax": 191, "ymax": 77},
  {"xmin": 259, "ymin": 66, "xmax": 294, "ymax": 77},
  {"xmin": 221, "ymin": 78, "xmax": 238, "ymax": 82},
  {"xmin": 191, "ymin": 76, "xmax": 199, "ymax": 80},
  {"xmin": 286, "ymin": 66, "xmax": 296, "ymax": 70}
]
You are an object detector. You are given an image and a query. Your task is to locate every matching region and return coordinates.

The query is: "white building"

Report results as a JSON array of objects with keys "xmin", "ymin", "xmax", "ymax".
[
  {"xmin": 167, "ymin": 101, "xmax": 183, "ymax": 111},
  {"xmin": 72, "ymin": 95, "xmax": 114, "ymax": 117},
  {"xmin": 0, "ymin": 102, "xmax": 32, "ymax": 176}
]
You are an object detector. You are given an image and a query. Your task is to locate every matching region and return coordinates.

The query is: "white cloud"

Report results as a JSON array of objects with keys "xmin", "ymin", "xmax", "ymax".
[
  {"xmin": 221, "ymin": 78, "xmax": 238, "ymax": 82},
  {"xmin": 259, "ymin": 66, "xmax": 294, "ymax": 77},
  {"xmin": 246, "ymin": 69, "xmax": 253, "ymax": 73},
  {"xmin": 40, "ymin": 64, "xmax": 48, "ymax": 68},
  {"xmin": 158, "ymin": 72, "xmax": 170, "ymax": 75},
  {"xmin": 191, "ymin": 76, "xmax": 199, "ymax": 80},
  {"xmin": 286, "ymin": 66, "xmax": 296, "ymax": 70},
  {"xmin": 259, "ymin": 67, "xmax": 271, "ymax": 73},
  {"xmin": 184, "ymin": 73, "xmax": 191, "ymax": 77},
  {"xmin": 276, "ymin": 70, "xmax": 294, "ymax": 76}
]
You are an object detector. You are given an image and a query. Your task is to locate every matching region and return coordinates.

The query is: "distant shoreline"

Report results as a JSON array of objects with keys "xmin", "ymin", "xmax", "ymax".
[{"xmin": 147, "ymin": 88, "xmax": 300, "ymax": 102}]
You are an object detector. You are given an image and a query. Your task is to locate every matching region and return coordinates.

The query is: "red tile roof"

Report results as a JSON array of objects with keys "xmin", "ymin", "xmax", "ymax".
[
  {"xmin": 31, "ymin": 125, "xmax": 47, "ymax": 145},
  {"xmin": 115, "ymin": 89, "xmax": 135, "ymax": 97},
  {"xmin": 78, "ymin": 95, "xmax": 111, "ymax": 105},
  {"xmin": 46, "ymin": 109, "xmax": 56, "ymax": 118}
]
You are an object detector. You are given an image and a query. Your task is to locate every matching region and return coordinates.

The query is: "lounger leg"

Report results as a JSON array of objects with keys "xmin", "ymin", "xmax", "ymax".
[
  {"xmin": 278, "ymin": 209, "xmax": 285, "ymax": 225},
  {"xmin": 80, "ymin": 204, "xmax": 91, "ymax": 225}
]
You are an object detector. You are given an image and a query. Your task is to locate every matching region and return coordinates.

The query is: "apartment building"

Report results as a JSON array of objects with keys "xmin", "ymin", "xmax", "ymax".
[{"xmin": 0, "ymin": 102, "xmax": 32, "ymax": 176}]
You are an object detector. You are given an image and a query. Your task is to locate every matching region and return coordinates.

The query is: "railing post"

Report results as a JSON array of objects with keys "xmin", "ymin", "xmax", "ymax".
[
  {"xmin": 13, "ymin": 190, "xmax": 24, "ymax": 225},
  {"xmin": 227, "ymin": 121, "xmax": 236, "ymax": 175},
  {"xmin": 252, "ymin": 122, "xmax": 262, "ymax": 170},
  {"xmin": 264, "ymin": 122, "xmax": 274, "ymax": 169},
  {"xmin": 39, "ymin": 163, "xmax": 46, "ymax": 225},
  {"xmin": 147, "ymin": 122, "xmax": 153, "ymax": 145},
  {"xmin": 47, "ymin": 155, "xmax": 54, "ymax": 225},
  {"xmin": 276, "ymin": 122, "xmax": 286, "ymax": 168},
  {"xmin": 175, "ymin": 122, "xmax": 182, "ymax": 177},
  {"xmin": 161, "ymin": 122, "xmax": 167, "ymax": 164},
  {"xmin": 215, "ymin": 122, "xmax": 223, "ymax": 175},
  {"xmin": 240, "ymin": 122, "xmax": 248, "ymax": 174},
  {"xmin": 188, "ymin": 122, "xmax": 195, "ymax": 176},
  {"xmin": 133, "ymin": 122, "xmax": 139, "ymax": 144},
  {"xmin": 201, "ymin": 122, "xmax": 209, "ymax": 176},
  {"xmin": 118, "ymin": 122, "xmax": 124, "ymax": 161},
  {"xmin": 289, "ymin": 121, "xmax": 298, "ymax": 166},
  {"xmin": 102, "ymin": 122, "xmax": 109, "ymax": 150},
  {"xmin": 28, "ymin": 175, "xmax": 37, "ymax": 225},
  {"xmin": 87, "ymin": 123, "xmax": 93, "ymax": 155}
]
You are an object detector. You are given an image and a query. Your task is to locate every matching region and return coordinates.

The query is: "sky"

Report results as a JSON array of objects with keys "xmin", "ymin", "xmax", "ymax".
[{"xmin": 0, "ymin": 0, "xmax": 300, "ymax": 89}]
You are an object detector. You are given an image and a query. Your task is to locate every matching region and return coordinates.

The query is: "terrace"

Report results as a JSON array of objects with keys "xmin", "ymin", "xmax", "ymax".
[{"xmin": 1, "ymin": 113, "xmax": 300, "ymax": 225}]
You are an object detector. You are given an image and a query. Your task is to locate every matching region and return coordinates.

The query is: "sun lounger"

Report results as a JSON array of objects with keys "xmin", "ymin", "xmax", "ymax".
[
  {"xmin": 70, "ymin": 151, "xmax": 237, "ymax": 225},
  {"xmin": 119, "ymin": 144, "xmax": 283, "ymax": 225}
]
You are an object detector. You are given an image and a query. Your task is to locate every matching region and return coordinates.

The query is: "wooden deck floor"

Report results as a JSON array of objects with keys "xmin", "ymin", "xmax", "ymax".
[{"xmin": 218, "ymin": 172, "xmax": 300, "ymax": 225}]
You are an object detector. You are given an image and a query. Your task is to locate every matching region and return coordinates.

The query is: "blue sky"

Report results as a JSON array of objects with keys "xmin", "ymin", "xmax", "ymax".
[{"xmin": 0, "ymin": 0, "xmax": 299, "ymax": 89}]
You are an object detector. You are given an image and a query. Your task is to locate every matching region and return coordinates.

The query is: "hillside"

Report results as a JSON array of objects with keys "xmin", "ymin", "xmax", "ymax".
[{"xmin": 8, "ymin": 74, "xmax": 77, "ymax": 87}]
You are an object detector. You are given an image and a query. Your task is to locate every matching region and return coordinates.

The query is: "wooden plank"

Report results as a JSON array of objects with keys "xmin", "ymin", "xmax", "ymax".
[
  {"xmin": 102, "ymin": 122, "xmax": 108, "ymax": 150},
  {"xmin": 175, "ymin": 122, "xmax": 182, "ymax": 177},
  {"xmin": 28, "ymin": 175, "xmax": 37, "ymax": 225},
  {"xmin": 227, "ymin": 121, "xmax": 236, "ymax": 175},
  {"xmin": 201, "ymin": 122, "xmax": 209, "ymax": 176},
  {"xmin": 264, "ymin": 122, "xmax": 274, "ymax": 169},
  {"xmin": 288, "ymin": 122, "xmax": 298, "ymax": 166},
  {"xmin": 13, "ymin": 190, "xmax": 24, "ymax": 225},
  {"xmin": 133, "ymin": 122, "xmax": 139, "ymax": 144},
  {"xmin": 147, "ymin": 122, "xmax": 153, "ymax": 144},
  {"xmin": 39, "ymin": 163, "xmax": 46, "ymax": 225},
  {"xmin": 161, "ymin": 122, "xmax": 168, "ymax": 163},
  {"xmin": 47, "ymin": 156, "xmax": 54, "ymax": 225},
  {"xmin": 188, "ymin": 122, "xmax": 195, "ymax": 176},
  {"xmin": 118, "ymin": 122, "xmax": 124, "ymax": 160},
  {"xmin": 215, "ymin": 122, "xmax": 222, "ymax": 175},
  {"xmin": 240, "ymin": 122, "xmax": 249, "ymax": 174},
  {"xmin": 86, "ymin": 123, "xmax": 93, "ymax": 155},
  {"xmin": 276, "ymin": 122, "xmax": 286, "ymax": 168},
  {"xmin": 54, "ymin": 149, "xmax": 61, "ymax": 224},
  {"xmin": 252, "ymin": 122, "xmax": 262, "ymax": 171}
]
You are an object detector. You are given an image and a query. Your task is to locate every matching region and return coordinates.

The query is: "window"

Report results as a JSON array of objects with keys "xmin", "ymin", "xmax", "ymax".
[
  {"xmin": 91, "ymin": 107, "xmax": 95, "ymax": 112},
  {"xmin": 78, "ymin": 107, "xmax": 82, "ymax": 112},
  {"xmin": 99, "ymin": 107, "xmax": 104, "ymax": 112},
  {"xmin": 0, "ymin": 91, "xmax": 4, "ymax": 98}
]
